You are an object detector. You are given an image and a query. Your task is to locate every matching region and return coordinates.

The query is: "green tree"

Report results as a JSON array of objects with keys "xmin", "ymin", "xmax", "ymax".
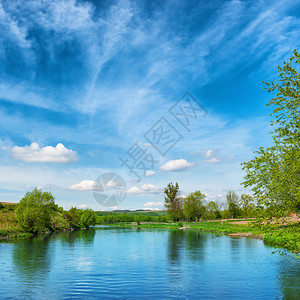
[
  {"xmin": 79, "ymin": 209, "xmax": 97, "ymax": 228},
  {"xmin": 226, "ymin": 190, "xmax": 239, "ymax": 218},
  {"xmin": 242, "ymin": 50, "xmax": 300, "ymax": 215},
  {"xmin": 15, "ymin": 188, "xmax": 56, "ymax": 233},
  {"xmin": 240, "ymin": 194, "xmax": 254, "ymax": 219},
  {"xmin": 63, "ymin": 207, "xmax": 80, "ymax": 226},
  {"xmin": 206, "ymin": 201, "xmax": 221, "ymax": 219},
  {"xmin": 164, "ymin": 182, "xmax": 183, "ymax": 221},
  {"xmin": 183, "ymin": 190, "xmax": 206, "ymax": 221}
]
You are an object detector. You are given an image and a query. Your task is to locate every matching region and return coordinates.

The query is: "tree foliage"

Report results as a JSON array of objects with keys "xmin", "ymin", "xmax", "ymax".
[
  {"xmin": 206, "ymin": 201, "xmax": 222, "ymax": 219},
  {"xmin": 242, "ymin": 50, "xmax": 300, "ymax": 215},
  {"xmin": 183, "ymin": 190, "xmax": 206, "ymax": 221},
  {"xmin": 15, "ymin": 188, "xmax": 55, "ymax": 233},
  {"xmin": 15, "ymin": 189, "xmax": 97, "ymax": 233},
  {"xmin": 240, "ymin": 194, "xmax": 254, "ymax": 219},
  {"xmin": 226, "ymin": 190, "xmax": 239, "ymax": 218},
  {"xmin": 79, "ymin": 209, "xmax": 97, "ymax": 227},
  {"xmin": 164, "ymin": 182, "xmax": 183, "ymax": 221}
]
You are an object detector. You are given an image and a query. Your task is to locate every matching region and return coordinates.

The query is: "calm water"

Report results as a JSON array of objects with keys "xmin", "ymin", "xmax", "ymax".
[{"xmin": 0, "ymin": 227, "xmax": 299, "ymax": 299}]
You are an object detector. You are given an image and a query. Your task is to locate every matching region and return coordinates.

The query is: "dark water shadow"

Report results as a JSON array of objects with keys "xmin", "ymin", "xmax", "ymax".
[{"xmin": 12, "ymin": 234, "xmax": 53, "ymax": 281}]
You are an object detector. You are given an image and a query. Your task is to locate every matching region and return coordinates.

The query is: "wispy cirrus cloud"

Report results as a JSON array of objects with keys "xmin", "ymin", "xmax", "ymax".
[{"xmin": 1, "ymin": 0, "xmax": 300, "ymax": 209}]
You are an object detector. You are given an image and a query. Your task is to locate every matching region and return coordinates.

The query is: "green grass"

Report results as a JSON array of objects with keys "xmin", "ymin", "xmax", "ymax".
[{"xmin": 0, "ymin": 207, "xmax": 25, "ymax": 238}]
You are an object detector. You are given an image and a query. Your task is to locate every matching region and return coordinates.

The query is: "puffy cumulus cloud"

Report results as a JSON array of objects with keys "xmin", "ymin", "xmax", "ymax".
[
  {"xmin": 160, "ymin": 159, "xmax": 195, "ymax": 171},
  {"xmin": 127, "ymin": 186, "xmax": 143, "ymax": 194},
  {"xmin": 145, "ymin": 170, "xmax": 156, "ymax": 177},
  {"xmin": 12, "ymin": 143, "xmax": 78, "ymax": 163},
  {"xmin": 78, "ymin": 204, "xmax": 88, "ymax": 209},
  {"xmin": 142, "ymin": 184, "xmax": 160, "ymax": 193},
  {"xmin": 67, "ymin": 178, "xmax": 120, "ymax": 192},
  {"xmin": 69, "ymin": 180, "xmax": 96, "ymax": 191},
  {"xmin": 143, "ymin": 201, "xmax": 163, "ymax": 207},
  {"xmin": 127, "ymin": 184, "xmax": 161, "ymax": 195}
]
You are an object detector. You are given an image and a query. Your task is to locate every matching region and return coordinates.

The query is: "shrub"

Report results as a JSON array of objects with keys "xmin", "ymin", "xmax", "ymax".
[{"xmin": 15, "ymin": 188, "xmax": 55, "ymax": 233}]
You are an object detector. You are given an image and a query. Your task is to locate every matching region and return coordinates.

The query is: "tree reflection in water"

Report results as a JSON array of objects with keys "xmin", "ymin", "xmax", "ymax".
[
  {"xmin": 277, "ymin": 254, "xmax": 300, "ymax": 299},
  {"xmin": 12, "ymin": 235, "xmax": 52, "ymax": 281}
]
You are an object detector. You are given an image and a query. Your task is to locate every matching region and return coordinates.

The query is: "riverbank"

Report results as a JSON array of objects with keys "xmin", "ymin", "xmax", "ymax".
[
  {"xmin": 0, "ymin": 203, "xmax": 92, "ymax": 240},
  {"xmin": 103, "ymin": 219, "xmax": 300, "ymax": 255}
]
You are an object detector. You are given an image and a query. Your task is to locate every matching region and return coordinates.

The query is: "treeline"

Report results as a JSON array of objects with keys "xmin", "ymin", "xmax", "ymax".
[
  {"xmin": 96, "ymin": 188, "xmax": 257, "ymax": 224},
  {"xmin": 96, "ymin": 214, "xmax": 168, "ymax": 224},
  {"xmin": 1, "ymin": 188, "xmax": 97, "ymax": 235},
  {"xmin": 164, "ymin": 183, "xmax": 256, "ymax": 222}
]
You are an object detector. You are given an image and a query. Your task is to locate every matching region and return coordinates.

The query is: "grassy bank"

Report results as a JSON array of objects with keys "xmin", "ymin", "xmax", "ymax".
[
  {"xmin": 0, "ymin": 207, "xmax": 32, "ymax": 239},
  {"xmin": 0, "ymin": 202, "xmax": 96, "ymax": 240},
  {"xmin": 105, "ymin": 219, "xmax": 300, "ymax": 255}
]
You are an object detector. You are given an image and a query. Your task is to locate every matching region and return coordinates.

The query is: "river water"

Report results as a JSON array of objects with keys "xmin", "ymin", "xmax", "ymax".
[{"xmin": 0, "ymin": 226, "xmax": 299, "ymax": 299}]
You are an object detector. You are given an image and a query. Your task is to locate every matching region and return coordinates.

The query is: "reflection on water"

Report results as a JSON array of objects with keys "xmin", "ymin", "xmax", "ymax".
[
  {"xmin": 277, "ymin": 255, "xmax": 300, "ymax": 299},
  {"xmin": 12, "ymin": 235, "xmax": 52, "ymax": 280},
  {"xmin": 12, "ymin": 229, "xmax": 96, "ymax": 281},
  {"xmin": 167, "ymin": 230, "xmax": 184, "ymax": 265},
  {"xmin": 56, "ymin": 227, "xmax": 96, "ymax": 247},
  {"xmin": 167, "ymin": 230, "xmax": 208, "ymax": 265},
  {"xmin": 0, "ymin": 226, "xmax": 299, "ymax": 299}
]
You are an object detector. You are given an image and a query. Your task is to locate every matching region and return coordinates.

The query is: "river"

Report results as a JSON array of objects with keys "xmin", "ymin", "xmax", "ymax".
[{"xmin": 0, "ymin": 226, "xmax": 299, "ymax": 299}]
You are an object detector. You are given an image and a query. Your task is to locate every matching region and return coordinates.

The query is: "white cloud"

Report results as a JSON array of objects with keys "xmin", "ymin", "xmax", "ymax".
[
  {"xmin": 127, "ymin": 186, "xmax": 143, "ymax": 194},
  {"xmin": 205, "ymin": 149, "xmax": 217, "ymax": 159},
  {"xmin": 145, "ymin": 170, "xmax": 156, "ymax": 177},
  {"xmin": 144, "ymin": 201, "xmax": 163, "ymax": 207},
  {"xmin": 78, "ymin": 204, "xmax": 88, "ymax": 209},
  {"xmin": 143, "ymin": 207, "xmax": 161, "ymax": 211},
  {"xmin": 12, "ymin": 143, "xmax": 78, "ymax": 163},
  {"xmin": 203, "ymin": 150, "xmax": 221, "ymax": 163},
  {"xmin": 106, "ymin": 180, "xmax": 118, "ymax": 187},
  {"xmin": 127, "ymin": 184, "xmax": 161, "ymax": 195},
  {"xmin": 68, "ymin": 177, "xmax": 121, "ymax": 192},
  {"xmin": 203, "ymin": 149, "xmax": 235, "ymax": 164},
  {"xmin": 142, "ymin": 184, "xmax": 159, "ymax": 193},
  {"xmin": 204, "ymin": 157, "xmax": 221, "ymax": 164},
  {"xmin": 160, "ymin": 159, "xmax": 195, "ymax": 171},
  {"xmin": 69, "ymin": 180, "xmax": 96, "ymax": 191}
]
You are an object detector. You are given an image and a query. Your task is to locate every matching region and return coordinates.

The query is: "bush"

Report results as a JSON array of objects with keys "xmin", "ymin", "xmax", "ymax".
[
  {"xmin": 15, "ymin": 188, "xmax": 55, "ymax": 233},
  {"xmin": 78, "ymin": 209, "xmax": 97, "ymax": 228}
]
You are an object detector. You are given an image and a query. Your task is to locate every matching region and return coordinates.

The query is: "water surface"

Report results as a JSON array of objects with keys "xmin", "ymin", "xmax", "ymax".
[{"xmin": 0, "ymin": 226, "xmax": 299, "ymax": 299}]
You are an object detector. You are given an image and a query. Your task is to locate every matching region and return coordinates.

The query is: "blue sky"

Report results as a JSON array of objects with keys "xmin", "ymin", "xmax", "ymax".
[{"xmin": 1, "ymin": 0, "xmax": 300, "ymax": 210}]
